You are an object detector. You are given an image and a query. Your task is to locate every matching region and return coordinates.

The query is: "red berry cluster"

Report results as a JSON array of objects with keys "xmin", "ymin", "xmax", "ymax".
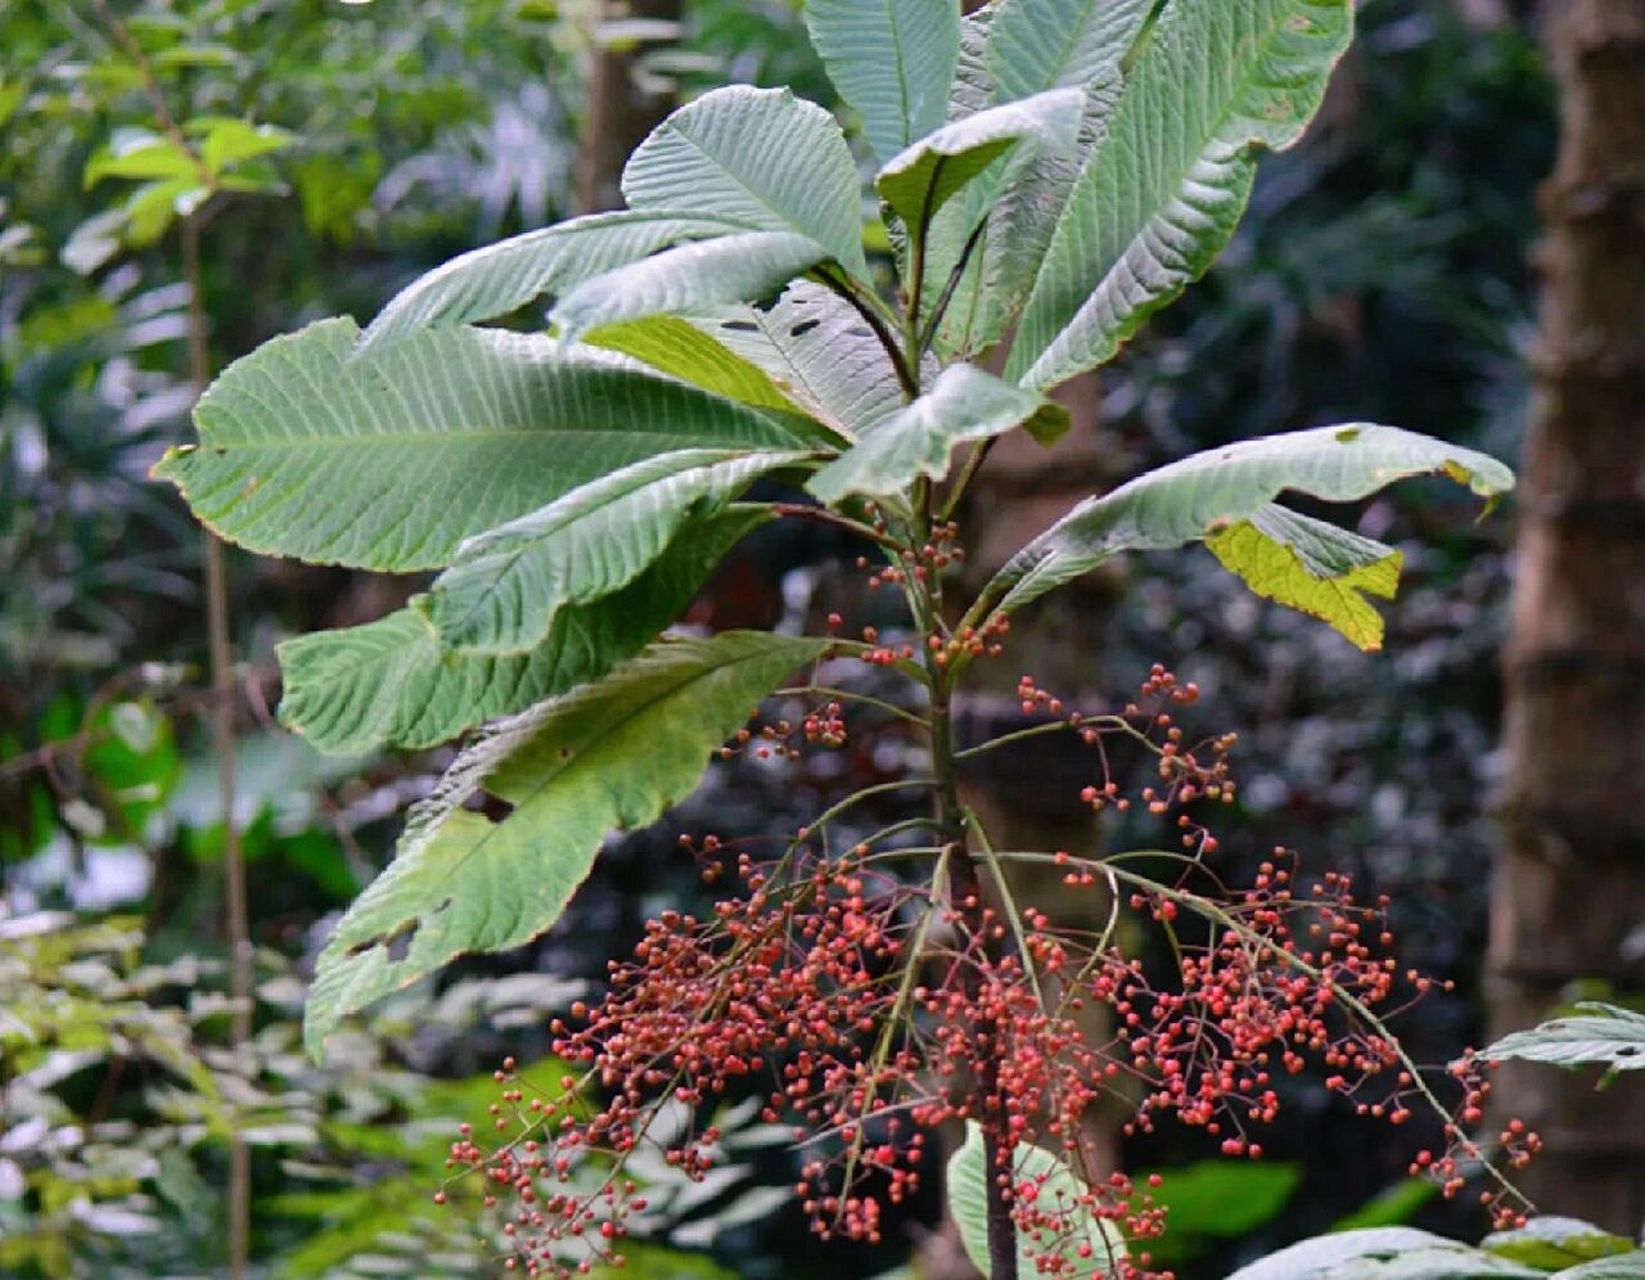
[{"xmin": 439, "ymin": 666, "xmax": 1536, "ymax": 1275}]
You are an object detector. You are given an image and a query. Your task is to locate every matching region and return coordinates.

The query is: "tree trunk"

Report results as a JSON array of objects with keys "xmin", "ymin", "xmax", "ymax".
[
  {"xmin": 1489, "ymin": 0, "xmax": 1645, "ymax": 1231},
  {"xmin": 573, "ymin": 0, "xmax": 682, "ymax": 214}
]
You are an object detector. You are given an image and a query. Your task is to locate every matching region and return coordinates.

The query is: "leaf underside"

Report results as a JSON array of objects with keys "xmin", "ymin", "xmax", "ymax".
[{"xmin": 304, "ymin": 631, "xmax": 830, "ymax": 1057}]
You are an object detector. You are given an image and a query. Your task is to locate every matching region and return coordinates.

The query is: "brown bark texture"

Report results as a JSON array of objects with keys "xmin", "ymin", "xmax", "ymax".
[
  {"xmin": 573, "ymin": 0, "xmax": 682, "ymax": 214},
  {"xmin": 1490, "ymin": 0, "xmax": 1645, "ymax": 1231}
]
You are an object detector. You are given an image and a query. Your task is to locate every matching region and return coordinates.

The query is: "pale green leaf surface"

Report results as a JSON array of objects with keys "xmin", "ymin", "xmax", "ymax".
[
  {"xmin": 876, "ymin": 87, "xmax": 1084, "ymax": 232},
  {"xmin": 1482, "ymin": 1218, "xmax": 1636, "ymax": 1271},
  {"xmin": 151, "ymin": 319, "xmax": 808, "ymax": 571},
  {"xmin": 359, "ymin": 211, "xmax": 748, "ymax": 352},
  {"xmin": 694, "ymin": 282, "xmax": 906, "ymax": 438},
  {"xmin": 805, "ymin": 0, "xmax": 961, "ymax": 165},
  {"xmin": 984, "ymin": 0, "xmax": 1157, "ymax": 99},
  {"xmin": 1226, "ymin": 1229, "xmax": 1543, "ymax": 1280},
  {"xmin": 551, "ymin": 232, "xmax": 829, "ymax": 343},
  {"xmin": 947, "ymin": 1121, "xmax": 1125, "ymax": 1277},
  {"xmin": 1552, "ymin": 1256, "xmax": 1645, "ymax": 1280},
  {"xmin": 1007, "ymin": 0, "xmax": 1354, "ymax": 390},
  {"xmin": 426, "ymin": 448, "xmax": 814, "ymax": 654},
  {"xmin": 277, "ymin": 509, "xmax": 769, "ymax": 755},
  {"xmin": 581, "ymin": 316, "xmax": 801, "ymax": 413},
  {"xmin": 303, "ymin": 632, "xmax": 829, "ymax": 1057},
  {"xmin": 621, "ymin": 86, "xmax": 868, "ymax": 279},
  {"xmin": 1206, "ymin": 505, "xmax": 1401, "ymax": 651},
  {"xmin": 1481, "ymin": 1003, "xmax": 1645, "ymax": 1076},
  {"xmin": 984, "ymin": 425, "xmax": 1513, "ymax": 618},
  {"xmin": 808, "ymin": 363, "xmax": 1043, "ymax": 503}
]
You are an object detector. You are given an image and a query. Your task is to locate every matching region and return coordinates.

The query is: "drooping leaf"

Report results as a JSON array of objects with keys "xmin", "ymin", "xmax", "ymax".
[
  {"xmin": 1480, "ymin": 1003, "xmax": 1645, "ymax": 1079},
  {"xmin": 1007, "ymin": 0, "xmax": 1354, "ymax": 390},
  {"xmin": 695, "ymin": 282, "xmax": 906, "ymax": 438},
  {"xmin": 984, "ymin": 0, "xmax": 1158, "ymax": 99},
  {"xmin": 621, "ymin": 86, "xmax": 868, "ymax": 280},
  {"xmin": 980, "ymin": 425, "xmax": 1514, "ymax": 639},
  {"xmin": 358, "ymin": 211, "xmax": 748, "ymax": 352},
  {"xmin": 1226, "ymin": 1229, "xmax": 1544, "ymax": 1280},
  {"xmin": 1206, "ymin": 505, "xmax": 1401, "ymax": 651},
  {"xmin": 581, "ymin": 316, "xmax": 801, "ymax": 413},
  {"xmin": 425, "ymin": 448, "xmax": 815, "ymax": 655},
  {"xmin": 807, "ymin": 363, "xmax": 1048, "ymax": 504},
  {"xmin": 303, "ymin": 631, "xmax": 830, "ymax": 1057},
  {"xmin": 804, "ymin": 0, "xmax": 962, "ymax": 166},
  {"xmin": 946, "ymin": 1121, "xmax": 1125, "ymax": 1277},
  {"xmin": 876, "ymin": 87, "xmax": 1084, "ymax": 234},
  {"xmin": 1482, "ymin": 1218, "xmax": 1636, "ymax": 1271},
  {"xmin": 277, "ymin": 508, "xmax": 769, "ymax": 756},
  {"xmin": 551, "ymin": 232, "xmax": 830, "ymax": 344},
  {"xmin": 151, "ymin": 319, "xmax": 809, "ymax": 571}
]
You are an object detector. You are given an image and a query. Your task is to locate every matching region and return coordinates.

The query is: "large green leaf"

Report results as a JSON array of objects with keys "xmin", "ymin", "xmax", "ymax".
[
  {"xmin": 807, "ymin": 363, "xmax": 1047, "ymax": 504},
  {"xmin": 693, "ymin": 282, "xmax": 907, "ymax": 438},
  {"xmin": 946, "ymin": 1121, "xmax": 1125, "ymax": 1277},
  {"xmin": 303, "ymin": 631, "xmax": 829, "ymax": 1057},
  {"xmin": 1006, "ymin": 0, "xmax": 1354, "ymax": 390},
  {"xmin": 551, "ymin": 232, "xmax": 830, "ymax": 344},
  {"xmin": 277, "ymin": 509, "xmax": 768, "ymax": 756},
  {"xmin": 984, "ymin": 0, "xmax": 1157, "ymax": 99},
  {"xmin": 621, "ymin": 86, "xmax": 868, "ymax": 280},
  {"xmin": 151, "ymin": 319, "xmax": 808, "ymax": 571},
  {"xmin": 582, "ymin": 316, "xmax": 801, "ymax": 414},
  {"xmin": 1480, "ymin": 1003, "xmax": 1645, "ymax": 1078},
  {"xmin": 358, "ymin": 211, "xmax": 748, "ymax": 352},
  {"xmin": 804, "ymin": 0, "xmax": 962, "ymax": 166},
  {"xmin": 980, "ymin": 425, "xmax": 1514, "ymax": 646},
  {"xmin": 1227, "ymin": 1230, "xmax": 1544, "ymax": 1280},
  {"xmin": 876, "ymin": 87, "xmax": 1084, "ymax": 234},
  {"xmin": 425, "ymin": 448, "xmax": 815, "ymax": 655},
  {"xmin": 1482, "ymin": 1219, "xmax": 1637, "ymax": 1271}
]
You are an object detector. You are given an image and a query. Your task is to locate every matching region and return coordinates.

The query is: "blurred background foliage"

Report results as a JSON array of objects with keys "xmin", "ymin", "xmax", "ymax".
[{"xmin": 0, "ymin": 0, "xmax": 1573, "ymax": 1276}]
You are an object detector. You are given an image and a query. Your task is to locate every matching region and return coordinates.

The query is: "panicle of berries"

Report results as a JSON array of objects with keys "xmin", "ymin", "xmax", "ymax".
[{"xmin": 441, "ymin": 664, "xmax": 1536, "ymax": 1276}]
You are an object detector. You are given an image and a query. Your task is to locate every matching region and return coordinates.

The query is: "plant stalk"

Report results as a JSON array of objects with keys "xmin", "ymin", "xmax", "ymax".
[
  {"xmin": 183, "ymin": 211, "xmax": 251, "ymax": 1280},
  {"xmin": 927, "ymin": 647, "xmax": 1017, "ymax": 1278}
]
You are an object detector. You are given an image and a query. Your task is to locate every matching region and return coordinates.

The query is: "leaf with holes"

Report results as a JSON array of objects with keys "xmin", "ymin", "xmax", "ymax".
[
  {"xmin": 278, "ymin": 508, "xmax": 768, "ymax": 755},
  {"xmin": 581, "ymin": 317, "xmax": 802, "ymax": 414},
  {"xmin": 621, "ymin": 86, "xmax": 868, "ymax": 280},
  {"xmin": 151, "ymin": 319, "xmax": 809, "ymax": 571},
  {"xmin": 980, "ymin": 425, "xmax": 1513, "ymax": 645},
  {"xmin": 304, "ymin": 631, "xmax": 830, "ymax": 1057},
  {"xmin": 1007, "ymin": 0, "xmax": 1354, "ymax": 390},
  {"xmin": 1480, "ymin": 1003, "xmax": 1645, "ymax": 1082},
  {"xmin": 424, "ymin": 448, "xmax": 815, "ymax": 655},
  {"xmin": 695, "ymin": 282, "xmax": 907, "ymax": 438}
]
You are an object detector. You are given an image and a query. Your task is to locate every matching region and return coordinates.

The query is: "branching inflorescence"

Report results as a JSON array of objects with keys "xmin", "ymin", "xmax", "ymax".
[{"xmin": 443, "ymin": 656, "xmax": 1537, "ymax": 1278}]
